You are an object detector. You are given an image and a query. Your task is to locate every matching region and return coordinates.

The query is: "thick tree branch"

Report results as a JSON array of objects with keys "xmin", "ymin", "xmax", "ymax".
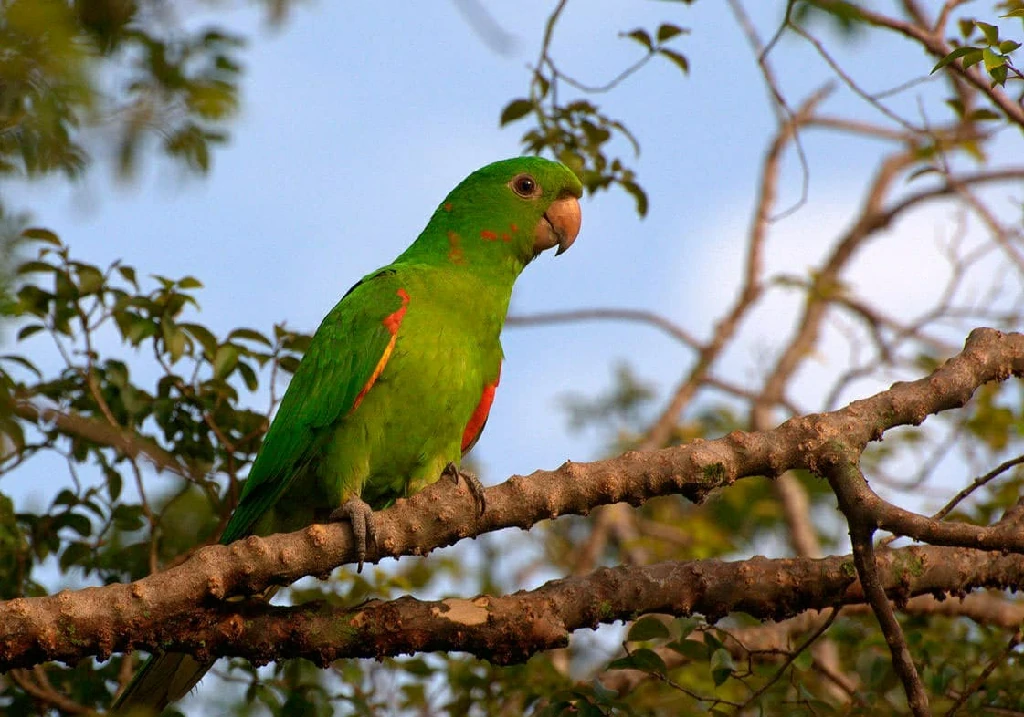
[
  {"xmin": 1, "ymin": 328, "xmax": 1022, "ymax": 671},
  {"xmin": 3, "ymin": 545, "xmax": 1024, "ymax": 672}
]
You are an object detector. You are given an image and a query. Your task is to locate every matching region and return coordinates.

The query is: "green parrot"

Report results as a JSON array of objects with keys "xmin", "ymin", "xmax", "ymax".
[{"xmin": 113, "ymin": 156, "xmax": 584, "ymax": 712}]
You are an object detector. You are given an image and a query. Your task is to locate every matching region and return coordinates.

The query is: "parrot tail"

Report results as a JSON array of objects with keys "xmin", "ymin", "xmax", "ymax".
[
  {"xmin": 112, "ymin": 585, "xmax": 279, "ymax": 713},
  {"xmin": 112, "ymin": 651, "xmax": 215, "ymax": 714}
]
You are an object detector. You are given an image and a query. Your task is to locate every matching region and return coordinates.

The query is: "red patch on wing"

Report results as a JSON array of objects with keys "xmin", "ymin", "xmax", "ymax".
[
  {"xmin": 500, "ymin": 232, "xmax": 510, "ymax": 242},
  {"xmin": 510, "ymin": 222, "xmax": 519, "ymax": 232},
  {"xmin": 448, "ymin": 231, "xmax": 466, "ymax": 264},
  {"xmin": 461, "ymin": 366, "xmax": 501, "ymax": 453},
  {"xmin": 480, "ymin": 229, "xmax": 498, "ymax": 241},
  {"xmin": 352, "ymin": 289, "xmax": 410, "ymax": 412},
  {"xmin": 443, "ymin": 202, "xmax": 453, "ymax": 212},
  {"xmin": 383, "ymin": 288, "xmax": 410, "ymax": 334}
]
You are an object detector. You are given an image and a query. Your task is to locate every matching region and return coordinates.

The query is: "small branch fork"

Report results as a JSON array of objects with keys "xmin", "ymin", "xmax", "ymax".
[{"xmin": 828, "ymin": 460, "xmax": 930, "ymax": 716}]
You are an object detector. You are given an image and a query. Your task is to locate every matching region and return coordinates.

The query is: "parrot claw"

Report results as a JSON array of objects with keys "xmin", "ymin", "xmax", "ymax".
[
  {"xmin": 442, "ymin": 461, "xmax": 487, "ymax": 516},
  {"xmin": 329, "ymin": 496, "xmax": 377, "ymax": 573}
]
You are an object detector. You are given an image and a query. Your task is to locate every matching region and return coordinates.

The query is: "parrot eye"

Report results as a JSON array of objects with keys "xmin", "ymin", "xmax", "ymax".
[{"xmin": 510, "ymin": 173, "xmax": 540, "ymax": 198}]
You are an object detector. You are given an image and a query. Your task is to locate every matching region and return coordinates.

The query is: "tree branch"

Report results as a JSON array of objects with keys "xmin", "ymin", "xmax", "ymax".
[
  {"xmin": 1, "ymin": 328, "xmax": 1022, "ymax": 672},
  {"xmin": 829, "ymin": 460, "xmax": 930, "ymax": 716},
  {"xmin": 3, "ymin": 544, "xmax": 1024, "ymax": 672},
  {"xmin": 11, "ymin": 400, "xmax": 192, "ymax": 478}
]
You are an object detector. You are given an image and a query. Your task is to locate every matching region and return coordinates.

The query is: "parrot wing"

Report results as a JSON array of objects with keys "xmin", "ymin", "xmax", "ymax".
[{"xmin": 220, "ymin": 269, "xmax": 410, "ymax": 544}]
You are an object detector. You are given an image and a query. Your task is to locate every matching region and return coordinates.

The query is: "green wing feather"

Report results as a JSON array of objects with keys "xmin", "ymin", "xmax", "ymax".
[
  {"xmin": 220, "ymin": 269, "xmax": 405, "ymax": 544},
  {"xmin": 115, "ymin": 272, "xmax": 405, "ymax": 712}
]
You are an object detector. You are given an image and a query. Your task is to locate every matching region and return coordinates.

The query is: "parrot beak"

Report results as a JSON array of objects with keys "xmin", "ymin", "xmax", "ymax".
[{"xmin": 533, "ymin": 195, "xmax": 582, "ymax": 257}]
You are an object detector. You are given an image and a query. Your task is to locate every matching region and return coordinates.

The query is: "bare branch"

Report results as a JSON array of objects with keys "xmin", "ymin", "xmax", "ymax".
[{"xmin": 11, "ymin": 400, "xmax": 192, "ymax": 478}]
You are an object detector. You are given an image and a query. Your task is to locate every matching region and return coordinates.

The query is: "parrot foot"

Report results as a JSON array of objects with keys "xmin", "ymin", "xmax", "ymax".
[
  {"xmin": 328, "ymin": 496, "xmax": 377, "ymax": 573},
  {"xmin": 442, "ymin": 461, "xmax": 487, "ymax": 516}
]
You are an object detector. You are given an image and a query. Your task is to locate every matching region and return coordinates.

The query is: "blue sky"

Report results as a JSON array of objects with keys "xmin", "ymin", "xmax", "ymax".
[
  {"xmin": 8, "ymin": 0, "xmax": 1024, "ymax": 517},
  {"xmin": 7, "ymin": 0, "xmax": 1023, "ymax": 542}
]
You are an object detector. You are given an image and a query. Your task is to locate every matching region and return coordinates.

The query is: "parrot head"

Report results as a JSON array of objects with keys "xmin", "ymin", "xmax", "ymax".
[{"xmin": 404, "ymin": 156, "xmax": 583, "ymax": 271}]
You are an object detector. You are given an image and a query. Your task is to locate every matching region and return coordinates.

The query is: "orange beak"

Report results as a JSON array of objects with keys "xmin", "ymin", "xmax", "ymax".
[{"xmin": 533, "ymin": 195, "xmax": 582, "ymax": 257}]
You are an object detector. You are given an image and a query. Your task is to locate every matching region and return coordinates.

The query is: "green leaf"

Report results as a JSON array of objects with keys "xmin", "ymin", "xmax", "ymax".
[
  {"xmin": 990, "ymin": 63, "xmax": 1009, "ymax": 86},
  {"xmin": 605, "ymin": 656, "xmax": 635, "ymax": 671},
  {"xmin": 931, "ymin": 46, "xmax": 979, "ymax": 73},
  {"xmin": 976, "ymin": 21, "xmax": 999, "ymax": 45},
  {"xmin": 105, "ymin": 468, "xmax": 123, "ymax": 502},
  {"xmin": 500, "ymin": 99, "xmax": 534, "ymax": 126},
  {"xmin": 236, "ymin": 360, "xmax": 259, "ymax": 392},
  {"xmin": 703, "ymin": 630, "xmax": 725, "ymax": 652},
  {"xmin": 177, "ymin": 276, "xmax": 204, "ymax": 289},
  {"xmin": 628, "ymin": 648, "xmax": 667, "ymax": 675},
  {"xmin": 1, "ymin": 354, "xmax": 41, "ymax": 378},
  {"xmin": 621, "ymin": 179, "xmax": 649, "ymax": 217},
  {"xmin": 54, "ymin": 489, "xmax": 78, "ymax": 506},
  {"xmin": 126, "ymin": 317, "xmax": 153, "ymax": 345},
  {"xmin": 666, "ymin": 639, "xmax": 707, "ymax": 660},
  {"xmin": 983, "ymin": 47, "xmax": 1006, "ymax": 70},
  {"xmin": 968, "ymin": 108, "xmax": 1001, "ymax": 121},
  {"xmin": 962, "ymin": 48, "xmax": 986, "ymax": 69},
  {"xmin": 117, "ymin": 265, "xmax": 139, "ymax": 289},
  {"xmin": 999, "ymin": 40, "xmax": 1021, "ymax": 53},
  {"xmin": 112, "ymin": 504, "xmax": 145, "ymax": 531},
  {"xmin": 213, "ymin": 344, "xmax": 239, "ymax": 379},
  {"xmin": 278, "ymin": 355, "xmax": 301, "ymax": 374},
  {"xmin": 627, "ymin": 616, "xmax": 671, "ymax": 642},
  {"xmin": 673, "ymin": 616, "xmax": 700, "ymax": 640},
  {"xmin": 624, "ymin": 28, "xmax": 653, "ymax": 50},
  {"xmin": 16, "ymin": 260, "xmax": 57, "ymax": 276},
  {"xmin": 21, "ymin": 228, "xmax": 61, "ymax": 246},
  {"xmin": 658, "ymin": 48, "xmax": 690, "ymax": 75},
  {"xmin": 709, "ymin": 648, "xmax": 735, "ymax": 686},
  {"xmin": 656, "ymin": 23, "xmax": 687, "ymax": 43},
  {"xmin": 62, "ymin": 511, "xmax": 93, "ymax": 537},
  {"xmin": 16, "ymin": 324, "xmax": 45, "ymax": 341},
  {"xmin": 180, "ymin": 323, "xmax": 218, "ymax": 357},
  {"xmin": 168, "ymin": 329, "xmax": 188, "ymax": 362},
  {"xmin": 609, "ymin": 648, "xmax": 667, "ymax": 675},
  {"xmin": 228, "ymin": 327, "xmax": 272, "ymax": 347},
  {"xmin": 59, "ymin": 541, "xmax": 91, "ymax": 573},
  {"xmin": 75, "ymin": 265, "xmax": 105, "ymax": 294}
]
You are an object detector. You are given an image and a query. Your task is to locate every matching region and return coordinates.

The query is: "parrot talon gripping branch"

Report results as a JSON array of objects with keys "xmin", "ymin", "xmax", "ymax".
[
  {"xmin": 442, "ymin": 460, "xmax": 488, "ymax": 516},
  {"xmin": 327, "ymin": 495, "xmax": 378, "ymax": 572},
  {"xmin": 112, "ymin": 156, "xmax": 584, "ymax": 712}
]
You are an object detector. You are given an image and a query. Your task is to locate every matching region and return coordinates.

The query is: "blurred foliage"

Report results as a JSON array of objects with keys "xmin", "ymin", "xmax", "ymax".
[
  {"xmin": 0, "ymin": 0, "xmax": 257, "ymax": 184},
  {"xmin": 1, "ymin": 1, "xmax": 1024, "ymax": 716}
]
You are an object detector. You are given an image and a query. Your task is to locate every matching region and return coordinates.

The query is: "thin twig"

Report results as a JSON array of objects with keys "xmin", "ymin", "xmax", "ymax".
[
  {"xmin": 945, "ymin": 629, "xmax": 1022, "ymax": 715},
  {"xmin": 507, "ymin": 308, "xmax": 700, "ymax": 349},
  {"xmin": 734, "ymin": 607, "xmax": 843, "ymax": 712}
]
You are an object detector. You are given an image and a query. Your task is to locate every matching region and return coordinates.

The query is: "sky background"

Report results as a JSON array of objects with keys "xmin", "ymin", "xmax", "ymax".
[
  {"xmin": 6, "ymin": 0, "xmax": 1023, "ymax": 533},
  {"xmin": 3, "ymin": 0, "xmax": 1024, "ymax": 707},
  {"xmin": 6, "ymin": 0, "xmax": 1023, "ymax": 546}
]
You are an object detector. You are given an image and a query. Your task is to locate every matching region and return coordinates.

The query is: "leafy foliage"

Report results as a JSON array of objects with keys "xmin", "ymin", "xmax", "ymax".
[{"xmin": 0, "ymin": 0, "xmax": 260, "ymax": 184}]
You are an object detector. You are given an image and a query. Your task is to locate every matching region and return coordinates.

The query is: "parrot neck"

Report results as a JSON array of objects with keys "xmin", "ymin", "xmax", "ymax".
[{"xmin": 394, "ymin": 212, "xmax": 532, "ymax": 290}]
